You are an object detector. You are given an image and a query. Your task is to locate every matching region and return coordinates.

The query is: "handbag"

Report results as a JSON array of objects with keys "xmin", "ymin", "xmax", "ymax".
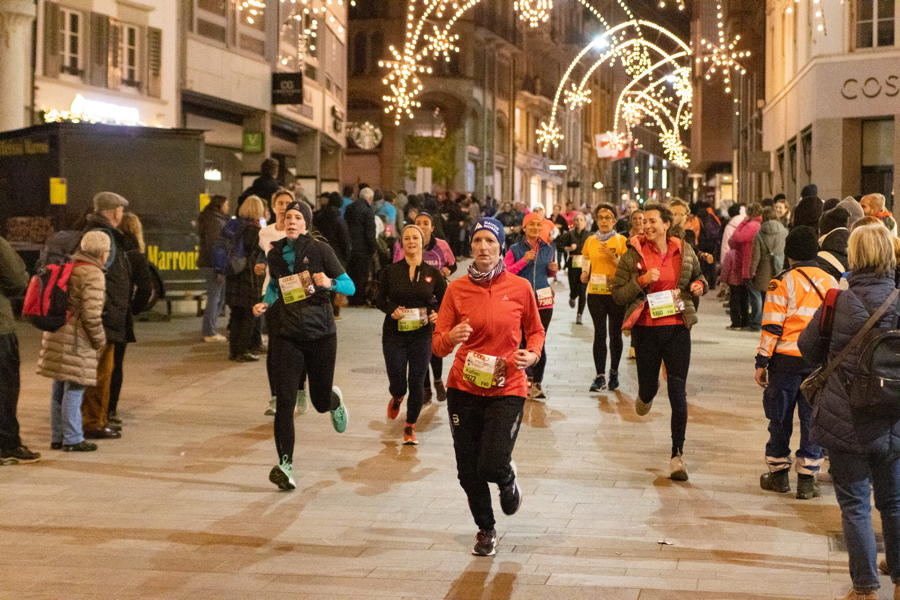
[{"xmin": 801, "ymin": 289, "xmax": 899, "ymax": 405}]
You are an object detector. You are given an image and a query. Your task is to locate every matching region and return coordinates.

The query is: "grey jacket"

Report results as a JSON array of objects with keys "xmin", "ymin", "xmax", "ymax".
[
  {"xmin": 37, "ymin": 253, "xmax": 107, "ymax": 386},
  {"xmin": 749, "ymin": 220, "xmax": 787, "ymax": 292},
  {"xmin": 0, "ymin": 236, "xmax": 29, "ymax": 335},
  {"xmin": 799, "ymin": 271, "xmax": 900, "ymax": 456}
]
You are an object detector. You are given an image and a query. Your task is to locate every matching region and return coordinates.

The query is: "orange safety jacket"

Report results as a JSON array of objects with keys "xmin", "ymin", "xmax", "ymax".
[{"xmin": 755, "ymin": 262, "xmax": 837, "ymax": 369}]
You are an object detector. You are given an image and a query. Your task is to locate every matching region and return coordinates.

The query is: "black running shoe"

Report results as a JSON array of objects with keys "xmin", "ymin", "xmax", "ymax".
[
  {"xmin": 589, "ymin": 375, "xmax": 606, "ymax": 392},
  {"xmin": 499, "ymin": 462, "xmax": 523, "ymax": 515},
  {"xmin": 607, "ymin": 372, "xmax": 620, "ymax": 391},
  {"xmin": 472, "ymin": 528, "xmax": 497, "ymax": 556}
]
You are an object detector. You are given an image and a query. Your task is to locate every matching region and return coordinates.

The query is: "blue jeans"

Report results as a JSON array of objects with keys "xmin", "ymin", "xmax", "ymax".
[
  {"xmin": 830, "ymin": 450, "xmax": 900, "ymax": 592},
  {"xmin": 763, "ymin": 363, "xmax": 823, "ymax": 474},
  {"xmin": 51, "ymin": 380, "xmax": 85, "ymax": 445},
  {"xmin": 201, "ymin": 267, "xmax": 226, "ymax": 337},
  {"xmin": 747, "ymin": 285, "xmax": 762, "ymax": 329}
]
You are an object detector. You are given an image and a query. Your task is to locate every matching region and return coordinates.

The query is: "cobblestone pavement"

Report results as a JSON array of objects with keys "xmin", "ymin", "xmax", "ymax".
[{"xmin": 0, "ymin": 275, "xmax": 889, "ymax": 599}]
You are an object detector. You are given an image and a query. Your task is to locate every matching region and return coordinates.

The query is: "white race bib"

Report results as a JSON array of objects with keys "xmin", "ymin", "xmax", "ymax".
[
  {"xmin": 571, "ymin": 254, "xmax": 583, "ymax": 269},
  {"xmin": 463, "ymin": 352, "xmax": 507, "ymax": 389},
  {"xmin": 398, "ymin": 308, "xmax": 428, "ymax": 332},
  {"xmin": 279, "ymin": 271, "xmax": 314, "ymax": 304},
  {"xmin": 536, "ymin": 286, "xmax": 554, "ymax": 308},
  {"xmin": 589, "ymin": 274, "xmax": 608, "ymax": 294},
  {"xmin": 646, "ymin": 289, "xmax": 685, "ymax": 319}
]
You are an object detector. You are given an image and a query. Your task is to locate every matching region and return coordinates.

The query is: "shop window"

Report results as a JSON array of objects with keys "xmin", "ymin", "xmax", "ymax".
[
  {"xmin": 238, "ymin": 2, "xmax": 266, "ymax": 56},
  {"xmin": 195, "ymin": 0, "xmax": 228, "ymax": 43},
  {"xmin": 856, "ymin": 0, "xmax": 895, "ymax": 49},
  {"xmin": 59, "ymin": 6, "xmax": 84, "ymax": 76}
]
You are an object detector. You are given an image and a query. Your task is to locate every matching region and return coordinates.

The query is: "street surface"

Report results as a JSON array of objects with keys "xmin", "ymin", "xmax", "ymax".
[{"xmin": 0, "ymin": 276, "xmax": 888, "ymax": 599}]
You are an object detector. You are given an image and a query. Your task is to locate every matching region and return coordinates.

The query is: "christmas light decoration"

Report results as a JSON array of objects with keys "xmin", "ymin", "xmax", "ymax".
[
  {"xmin": 514, "ymin": 0, "xmax": 553, "ymax": 28},
  {"xmin": 697, "ymin": 0, "xmax": 749, "ymax": 94}
]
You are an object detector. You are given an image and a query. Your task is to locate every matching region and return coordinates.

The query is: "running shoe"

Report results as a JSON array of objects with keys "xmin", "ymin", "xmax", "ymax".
[
  {"xmin": 529, "ymin": 382, "xmax": 546, "ymax": 401},
  {"xmin": 265, "ymin": 396, "xmax": 276, "ymax": 416},
  {"xmin": 635, "ymin": 396, "xmax": 653, "ymax": 416},
  {"xmin": 589, "ymin": 375, "xmax": 606, "ymax": 392},
  {"xmin": 499, "ymin": 462, "xmax": 523, "ymax": 515},
  {"xmin": 269, "ymin": 456, "xmax": 296, "ymax": 491},
  {"xmin": 472, "ymin": 528, "xmax": 497, "ymax": 556},
  {"xmin": 403, "ymin": 424, "xmax": 418, "ymax": 445},
  {"xmin": 203, "ymin": 334, "xmax": 227, "ymax": 343},
  {"xmin": 607, "ymin": 372, "xmax": 619, "ymax": 391},
  {"xmin": 568, "ymin": 297, "xmax": 576, "ymax": 309},
  {"xmin": 575, "ymin": 314, "xmax": 583, "ymax": 325},
  {"xmin": 423, "ymin": 385, "xmax": 433, "ymax": 405},
  {"xmin": 434, "ymin": 380, "xmax": 447, "ymax": 403},
  {"xmin": 295, "ymin": 390, "xmax": 308, "ymax": 415},
  {"xmin": 0, "ymin": 446, "xmax": 41, "ymax": 464},
  {"xmin": 669, "ymin": 453, "xmax": 688, "ymax": 481},
  {"xmin": 387, "ymin": 396, "xmax": 404, "ymax": 420},
  {"xmin": 330, "ymin": 387, "xmax": 348, "ymax": 433}
]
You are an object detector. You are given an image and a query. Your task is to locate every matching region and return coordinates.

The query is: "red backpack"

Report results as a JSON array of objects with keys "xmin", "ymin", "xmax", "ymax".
[{"xmin": 21, "ymin": 261, "xmax": 88, "ymax": 332}]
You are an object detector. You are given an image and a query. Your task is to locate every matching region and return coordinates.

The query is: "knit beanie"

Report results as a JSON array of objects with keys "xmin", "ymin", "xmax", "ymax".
[
  {"xmin": 472, "ymin": 217, "xmax": 505, "ymax": 246},
  {"xmin": 800, "ymin": 184, "xmax": 818, "ymax": 199},
  {"xmin": 819, "ymin": 207, "xmax": 849, "ymax": 236},
  {"xmin": 837, "ymin": 196, "xmax": 865, "ymax": 224},
  {"xmin": 285, "ymin": 200, "xmax": 312, "ymax": 226},
  {"xmin": 785, "ymin": 226, "xmax": 819, "ymax": 261},
  {"xmin": 792, "ymin": 196, "xmax": 823, "ymax": 230},
  {"xmin": 522, "ymin": 212, "xmax": 542, "ymax": 229},
  {"xmin": 80, "ymin": 230, "xmax": 111, "ymax": 258}
]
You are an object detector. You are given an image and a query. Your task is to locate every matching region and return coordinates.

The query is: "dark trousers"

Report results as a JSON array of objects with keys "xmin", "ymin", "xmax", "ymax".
[
  {"xmin": 587, "ymin": 294, "xmax": 625, "ymax": 376},
  {"xmin": 108, "ymin": 342, "xmax": 127, "ymax": 416},
  {"xmin": 447, "ymin": 389, "xmax": 525, "ymax": 530},
  {"xmin": 424, "ymin": 354, "xmax": 443, "ymax": 389},
  {"xmin": 567, "ymin": 267, "xmax": 586, "ymax": 316},
  {"xmin": 0, "ymin": 333, "xmax": 22, "ymax": 450},
  {"xmin": 82, "ymin": 343, "xmax": 115, "ymax": 431},
  {"xmin": 267, "ymin": 350, "xmax": 306, "ymax": 396},
  {"xmin": 763, "ymin": 360, "xmax": 822, "ymax": 474},
  {"xmin": 228, "ymin": 305, "xmax": 255, "ymax": 357},
  {"xmin": 270, "ymin": 334, "xmax": 338, "ymax": 463},
  {"xmin": 347, "ymin": 253, "xmax": 372, "ymax": 305},
  {"xmin": 527, "ymin": 309, "xmax": 552, "ymax": 383},
  {"xmin": 728, "ymin": 284, "xmax": 748, "ymax": 328},
  {"xmin": 383, "ymin": 333, "xmax": 432, "ymax": 424},
  {"xmin": 632, "ymin": 324, "xmax": 691, "ymax": 455}
]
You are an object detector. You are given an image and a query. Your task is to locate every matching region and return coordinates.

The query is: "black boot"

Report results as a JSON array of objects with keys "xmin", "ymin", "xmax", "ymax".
[
  {"xmin": 760, "ymin": 469, "xmax": 790, "ymax": 493},
  {"xmin": 796, "ymin": 474, "xmax": 821, "ymax": 500}
]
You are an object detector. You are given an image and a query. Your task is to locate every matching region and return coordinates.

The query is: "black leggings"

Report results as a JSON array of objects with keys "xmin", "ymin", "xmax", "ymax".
[
  {"xmin": 587, "ymin": 294, "xmax": 624, "ymax": 376},
  {"xmin": 423, "ymin": 354, "xmax": 443, "ymax": 388},
  {"xmin": 270, "ymin": 334, "xmax": 339, "ymax": 463},
  {"xmin": 383, "ymin": 334, "xmax": 432, "ymax": 424},
  {"xmin": 447, "ymin": 389, "xmax": 524, "ymax": 530},
  {"xmin": 527, "ymin": 309, "xmax": 553, "ymax": 383},
  {"xmin": 728, "ymin": 284, "xmax": 748, "ymax": 328},
  {"xmin": 267, "ymin": 352, "xmax": 306, "ymax": 396},
  {"xmin": 567, "ymin": 266, "xmax": 586, "ymax": 316},
  {"xmin": 108, "ymin": 342, "xmax": 127, "ymax": 416},
  {"xmin": 632, "ymin": 324, "xmax": 691, "ymax": 456}
]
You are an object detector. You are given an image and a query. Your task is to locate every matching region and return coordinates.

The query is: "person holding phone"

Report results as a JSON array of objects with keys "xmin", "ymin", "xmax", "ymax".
[{"xmin": 433, "ymin": 217, "xmax": 546, "ymax": 557}]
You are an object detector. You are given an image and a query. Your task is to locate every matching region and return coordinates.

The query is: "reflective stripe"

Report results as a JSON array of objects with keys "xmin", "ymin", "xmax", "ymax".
[
  {"xmin": 762, "ymin": 312, "xmax": 784, "ymax": 323},
  {"xmin": 766, "ymin": 294, "xmax": 788, "ymax": 307},
  {"xmin": 795, "ymin": 306, "xmax": 819, "ymax": 317},
  {"xmin": 775, "ymin": 340, "xmax": 800, "ymax": 353}
]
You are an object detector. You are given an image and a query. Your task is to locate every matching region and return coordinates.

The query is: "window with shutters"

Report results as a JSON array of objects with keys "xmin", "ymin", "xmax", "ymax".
[
  {"xmin": 59, "ymin": 7, "xmax": 84, "ymax": 77},
  {"xmin": 120, "ymin": 24, "xmax": 142, "ymax": 88}
]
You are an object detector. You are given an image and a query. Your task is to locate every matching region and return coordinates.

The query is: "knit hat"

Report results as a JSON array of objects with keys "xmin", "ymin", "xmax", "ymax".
[
  {"xmin": 522, "ymin": 212, "xmax": 543, "ymax": 228},
  {"xmin": 285, "ymin": 200, "xmax": 312, "ymax": 226},
  {"xmin": 792, "ymin": 196, "xmax": 823, "ymax": 230},
  {"xmin": 785, "ymin": 225, "xmax": 819, "ymax": 261},
  {"xmin": 79, "ymin": 230, "xmax": 111, "ymax": 258},
  {"xmin": 819, "ymin": 207, "xmax": 849, "ymax": 236},
  {"xmin": 800, "ymin": 184, "xmax": 818, "ymax": 199},
  {"xmin": 92, "ymin": 191, "xmax": 128, "ymax": 212},
  {"xmin": 472, "ymin": 217, "xmax": 505, "ymax": 246},
  {"xmin": 837, "ymin": 196, "xmax": 865, "ymax": 224}
]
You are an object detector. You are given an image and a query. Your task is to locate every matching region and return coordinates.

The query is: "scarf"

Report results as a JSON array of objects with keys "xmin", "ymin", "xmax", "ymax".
[
  {"xmin": 593, "ymin": 230, "xmax": 617, "ymax": 243},
  {"xmin": 468, "ymin": 259, "xmax": 505, "ymax": 286}
]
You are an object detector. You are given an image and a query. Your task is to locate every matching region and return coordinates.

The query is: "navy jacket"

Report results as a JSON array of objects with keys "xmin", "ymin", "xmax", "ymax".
[{"xmin": 799, "ymin": 271, "xmax": 900, "ymax": 456}]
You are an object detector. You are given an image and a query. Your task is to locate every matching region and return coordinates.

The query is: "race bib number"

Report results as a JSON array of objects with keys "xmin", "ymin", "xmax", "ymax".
[
  {"xmin": 571, "ymin": 254, "xmax": 583, "ymax": 269},
  {"xmin": 536, "ymin": 287, "xmax": 554, "ymax": 308},
  {"xmin": 589, "ymin": 274, "xmax": 608, "ymax": 294},
  {"xmin": 398, "ymin": 308, "xmax": 428, "ymax": 332},
  {"xmin": 463, "ymin": 352, "xmax": 507, "ymax": 389},
  {"xmin": 647, "ymin": 289, "xmax": 686, "ymax": 319},
  {"xmin": 279, "ymin": 271, "xmax": 315, "ymax": 304}
]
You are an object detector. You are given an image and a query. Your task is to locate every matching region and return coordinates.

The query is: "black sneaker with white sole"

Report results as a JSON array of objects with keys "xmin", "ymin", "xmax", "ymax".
[
  {"xmin": 499, "ymin": 463, "xmax": 523, "ymax": 515},
  {"xmin": 472, "ymin": 528, "xmax": 497, "ymax": 556}
]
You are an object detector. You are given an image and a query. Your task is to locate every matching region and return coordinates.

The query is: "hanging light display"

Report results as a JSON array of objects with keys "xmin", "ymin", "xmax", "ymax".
[{"xmin": 514, "ymin": 0, "xmax": 553, "ymax": 27}]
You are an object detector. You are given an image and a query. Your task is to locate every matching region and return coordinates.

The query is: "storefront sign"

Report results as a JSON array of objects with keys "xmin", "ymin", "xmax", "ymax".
[
  {"xmin": 242, "ymin": 131, "xmax": 264, "ymax": 153},
  {"xmin": 272, "ymin": 73, "xmax": 303, "ymax": 105},
  {"xmin": 49, "ymin": 178, "xmax": 67, "ymax": 205},
  {"xmin": 841, "ymin": 75, "xmax": 899, "ymax": 100}
]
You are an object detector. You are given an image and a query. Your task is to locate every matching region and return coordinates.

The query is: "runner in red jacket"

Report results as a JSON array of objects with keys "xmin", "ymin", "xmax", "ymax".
[{"xmin": 433, "ymin": 217, "xmax": 545, "ymax": 557}]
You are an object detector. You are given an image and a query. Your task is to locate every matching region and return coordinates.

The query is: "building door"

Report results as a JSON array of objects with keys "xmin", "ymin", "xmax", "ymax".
[
  {"xmin": 861, "ymin": 166, "xmax": 894, "ymax": 208},
  {"xmin": 861, "ymin": 118, "xmax": 895, "ymax": 208}
]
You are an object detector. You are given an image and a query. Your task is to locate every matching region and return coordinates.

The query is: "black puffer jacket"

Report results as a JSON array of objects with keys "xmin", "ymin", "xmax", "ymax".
[
  {"xmin": 344, "ymin": 199, "xmax": 376, "ymax": 256},
  {"xmin": 83, "ymin": 214, "xmax": 132, "ymax": 344},
  {"xmin": 799, "ymin": 271, "xmax": 900, "ymax": 456},
  {"xmin": 197, "ymin": 205, "xmax": 228, "ymax": 268}
]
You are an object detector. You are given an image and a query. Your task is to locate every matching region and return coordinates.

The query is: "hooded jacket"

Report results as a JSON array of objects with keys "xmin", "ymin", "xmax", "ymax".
[
  {"xmin": 37, "ymin": 253, "xmax": 107, "ymax": 386},
  {"xmin": 799, "ymin": 271, "xmax": 900, "ymax": 456},
  {"xmin": 730, "ymin": 216, "xmax": 762, "ymax": 281},
  {"xmin": 815, "ymin": 228, "xmax": 850, "ymax": 282},
  {"xmin": 750, "ymin": 219, "xmax": 788, "ymax": 292}
]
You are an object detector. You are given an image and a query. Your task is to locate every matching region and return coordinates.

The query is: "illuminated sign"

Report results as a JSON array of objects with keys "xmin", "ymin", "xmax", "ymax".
[{"xmin": 43, "ymin": 94, "xmax": 142, "ymax": 126}]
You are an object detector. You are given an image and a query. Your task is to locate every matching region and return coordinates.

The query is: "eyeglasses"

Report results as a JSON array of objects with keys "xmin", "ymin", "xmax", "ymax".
[{"xmin": 597, "ymin": 214, "xmax": 615, "ymax": 221}]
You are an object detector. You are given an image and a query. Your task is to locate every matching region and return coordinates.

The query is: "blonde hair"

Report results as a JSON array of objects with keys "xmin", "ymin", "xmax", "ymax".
[
  {"xmin": 238, "ymin": 196, "xmax": 266, "ymax": 221},
  {"xmin": 848, "ymin": 224, "xmax": 897, "ymax": 277},
  {"xmin": 120, "ymin": 212, "xmax": 146, "ymax": 253},
  {"xmin": 851, "ymin": 216, "xmax": 883, "ymax": 231}
]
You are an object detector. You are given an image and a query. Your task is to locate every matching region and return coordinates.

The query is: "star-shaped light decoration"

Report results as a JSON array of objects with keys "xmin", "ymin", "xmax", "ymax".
[
  {"xmin": 698, "ymin": 0, "xmax": 749, "ymax": 94},
  {"xmin": 536, "ymin": 121, "xmax": 563, "ymax": 153},
  {"xmin": 563, "ymin": 85, "xmax": 592, "ymax": 110},
  {"xmin": 514, "ymin": 0, "xmax": 553, "ymax": 28}
]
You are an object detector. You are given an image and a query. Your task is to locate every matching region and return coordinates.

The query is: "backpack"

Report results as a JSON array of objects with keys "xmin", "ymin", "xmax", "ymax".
[
  {"xmin": 212, "ymin": 219, "xmax": 247, "ymax": 275},
  {"xmin": 21, "ymin": 261, "xmax": 88, "ymax": 332},
  {"xmin": 847, "ymin": 292, "xmax": 900, "ymax": 417}
]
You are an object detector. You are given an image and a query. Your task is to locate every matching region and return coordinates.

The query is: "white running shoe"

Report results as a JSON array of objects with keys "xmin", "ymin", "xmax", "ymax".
[{"xmin": 203, "ymin": 334, "xmax": 227, "ymax": 343}]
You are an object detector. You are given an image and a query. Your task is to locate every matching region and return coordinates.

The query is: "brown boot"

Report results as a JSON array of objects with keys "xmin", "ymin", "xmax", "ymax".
[{"xmin": 836, "ymin": 590, "xmax": 878, "ymax": 600}]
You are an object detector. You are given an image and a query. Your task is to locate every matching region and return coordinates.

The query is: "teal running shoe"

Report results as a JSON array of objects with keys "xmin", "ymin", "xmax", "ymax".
[
  {"xmin": 330, "ymin": 387, "xmax": 348, "ymax": 433},
  {"xmin": 269, "ymin": 455, "xmax": 296, "ymax": 491}
]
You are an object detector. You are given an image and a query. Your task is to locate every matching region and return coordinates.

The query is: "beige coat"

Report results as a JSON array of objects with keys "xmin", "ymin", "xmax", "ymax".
[{"xmin": 37, "ymin": 253, "xmax": 107, "ymax": 386}]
